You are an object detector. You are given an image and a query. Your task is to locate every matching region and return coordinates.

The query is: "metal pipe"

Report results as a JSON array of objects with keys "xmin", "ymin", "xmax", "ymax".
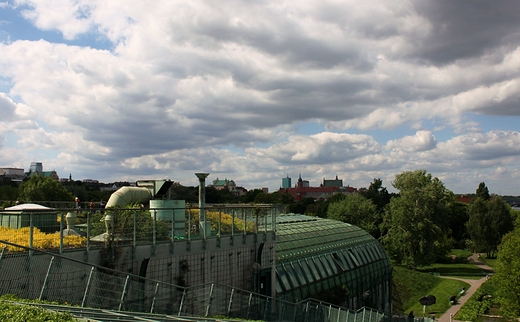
[{"xmin": 195, "ymin": 173, "xmax": 209, "ymax": 239}]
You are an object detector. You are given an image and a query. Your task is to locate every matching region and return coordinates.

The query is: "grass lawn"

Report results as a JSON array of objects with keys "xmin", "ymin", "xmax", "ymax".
[
  {"xmin": 394, "ymin": 266, "xmax": 470, "ymax": 318},
  {"xmin": 416, "ymin": 263, "xmax": 492, "ymax": 280},
  {"xmin": 416, "ymin": 250, "xmax": 493, "ymax": 279},
  {"xmin": 479, "ymin": 255, "xmax": 497, "ymax": 268},
  {"xmin": 406, "ymin": 278, "xmax": 469, "ymax": 318}
]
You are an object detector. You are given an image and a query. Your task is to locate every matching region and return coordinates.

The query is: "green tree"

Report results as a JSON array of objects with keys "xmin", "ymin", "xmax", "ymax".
[
  {"xmin": 315, "ymin": 192, "xmax": 347, "ymax": 218},
  {"xmin": 327, "ymin": 193, "xmax": 379, "ymax": 237},
  {"xmin": 290, "ymin": 197, "xmax": 315, "ymax": 215},
  {"xmin": 494, "ymin": 223, "xmax": 520, "ymax": 318},
  {"xmin": 361, "ymin": 178, "xmax": 391, "ymax": 213},
  {"xmin": 18, "ymin": 175, "xmax": 74, "ymax": 202},
  {"xmin": 467, "ymin": 196, "xmax": 513, "ymax": 257},
  {"xmin": 445, "ymin": 201, "xmax": 469, "ymax": 248},
  {"xmin": 240, "ymin": 189, "xmax": 265, "ymax": 203},
  {"xmin": 381, "ymin": 170, "xmax": 452, "ymax": 268},
  {"xmin": 476, "ymin": 182, "xmax": 490, "ymax": 200}
]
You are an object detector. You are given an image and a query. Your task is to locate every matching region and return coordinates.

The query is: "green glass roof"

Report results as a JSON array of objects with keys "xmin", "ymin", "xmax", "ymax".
[
  {"xmin": 276, "ymin": 214, "xmax": 378, "ymax": 261},
  {"xmin": 274, "ymin": 214, "xmax": 392, "ymax": 310}
]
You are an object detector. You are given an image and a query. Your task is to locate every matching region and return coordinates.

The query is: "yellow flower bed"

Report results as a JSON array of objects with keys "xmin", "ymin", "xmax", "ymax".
[
  {"xmin": 0, "ymin": 226, "xmax": 86, "ymax": 252},
  {"xmin": 188, "ymin": 209, "xmax": 256, "ymax": 234}
]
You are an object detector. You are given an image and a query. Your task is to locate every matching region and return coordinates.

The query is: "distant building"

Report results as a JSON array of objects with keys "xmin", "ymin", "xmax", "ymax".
[
  {"xmin": 0, "ymin": 168, "xmax": 25, "ymax": 176},
  {"xmin": 29, "ymin": 170, "xmax": 60, "ymax": 181},
  {"xmin": 212, "ymin": 178, "xmax": 237, "ymax": 191},
  {"xmin": 0, "ymin": 167, "xmax": 26, "ymax": 184},
  {"xmin": 281, "ymin": 176, "xmax": 291, "ymax": 189},
  {"xmin": 296, "ymin": 174, "xmax": 309, "ymax": 188},
  {"xmin": 30, "ymin": 162, "xmax": 43, "ymax": 173},
  {"xmin": 280, "ymin": 174, "xmax": 356, "ymax": 201},
  {"xmin": 323, "ymin": 175, "xmax": 343, "ymax": 187},
  {"xmin": 26, "ymin": 162, "xmax": 59, "ymax": 181}
]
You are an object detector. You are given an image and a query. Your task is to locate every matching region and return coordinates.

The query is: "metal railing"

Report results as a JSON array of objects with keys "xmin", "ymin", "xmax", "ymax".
[
  {"xmin": 0, "ymin": 204, "xmax": 278, "ymax": 253},
  {"xmin": 0, "ymin": 240, "xmax": 398, "ymax": 322}
]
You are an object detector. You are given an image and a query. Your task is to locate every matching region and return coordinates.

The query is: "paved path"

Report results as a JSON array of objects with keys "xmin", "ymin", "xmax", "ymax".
[{"xmin": 436, "ymin": 254, "xmax": 494, "ymax": 322}]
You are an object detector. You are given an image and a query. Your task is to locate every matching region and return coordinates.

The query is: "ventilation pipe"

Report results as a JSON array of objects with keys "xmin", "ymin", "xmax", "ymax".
[{"xmin": 104, "ymin": 186, "xmax": 153, "ymax": 234}]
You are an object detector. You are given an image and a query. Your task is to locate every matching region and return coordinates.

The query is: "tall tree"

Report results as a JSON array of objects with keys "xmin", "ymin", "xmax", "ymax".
[
  {"xmin": 327, "ymin": 193, "xmax": 379, "ymax": 238},
  {"xmin": 361, "ymin": 178, "xmax": 391, "ymax": 213},
  {"xmin": 467, "ymin": 196, "xmax": 514, "ymax": 257},
  {"xmin": 315, "ymin": 192, "xmax": 347, "ymax": 218},
  {"xmin": 494, "ymin": 221, "xmax": 520, "ymax": 318},
  {"xmin": 445, "ymin": 200, "xmax": 469, "ymax": 248},
  {"xmin": 381, "ymin": 170, "xmax": 452, "ymax": 268},
  {"xmin": 18, "ymin": 175, "xmax": 74, "ymax": 202},
  {"xmin": 476, "ymin": 182, "xmax": 490, "ymax": 200}
]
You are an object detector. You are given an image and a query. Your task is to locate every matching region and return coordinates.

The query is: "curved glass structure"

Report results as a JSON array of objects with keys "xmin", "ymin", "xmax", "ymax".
[{"xmin": 275, "ymin": 214, "xmax": 392, "ymax": 313}]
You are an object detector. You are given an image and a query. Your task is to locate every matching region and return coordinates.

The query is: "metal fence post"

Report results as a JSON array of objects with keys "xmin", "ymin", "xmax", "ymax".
[
  {"xmin": 39, "ymin": 256, "xmax": 55, "ymax": 300},
  {"xmin": 86, "ymin": 211, "xmax": 91, "ymax": 260},
  {"xmin": 133, "ymin": 210, "xmax": 137, "ymax": 247},
  {"xmin": 119, "ymin": 275, "xmax": 130, "ymax": 311},
  {"xmin": 205, "ymin": 283, "xmax": 214, "ymax": 317},
  {"xmin": 29, "ymin": 212, "xmax": 34, "ymax": 258},
  {"xmin": 59, "ymin": 212, "xmax": 64, "ymax": 254},
  {"xmin": 81, "ymin": 267, "xmax": 94, "ymax": 307},
  {"xmin": 150, "ymin": 282, "xmax": 160, "ymax": 313},
  {"xmin": 227, "ymin": 288, "xmax": 234, "ymax": 316},
  {"xmin": 178, "ymin": 289, "xmax": 187, "ymax": 316},
  {"xmin": 0, "ymin": 246, "xmax": 5, "ymax": 267}
]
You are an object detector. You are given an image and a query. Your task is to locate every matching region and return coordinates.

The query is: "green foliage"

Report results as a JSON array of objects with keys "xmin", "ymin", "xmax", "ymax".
[
  {"xmin": 445, "ymin": 201, "xmax": 469, "ymax": 248},
  {"xmin": 327, "ymin": 194, "xmax": 380, "ymax": 237},
  {"xmin": 476, "ymin": 182, "xmax": 490, "ymax": 201},
  {"xmin": 314, "ymin": 193, "xmax": 347, "ymax": 218},
  {"xmin": 0, "ymin": 177, "xmax": 19, "ymax": 201},
  {"xmin": 91, "ymin": 205, "xmax": 171, "ymax": 241},
  {"xmin": 360, "ymin": 178, "xmax": 391, "ymax": 213},
  {"xmin": 455, "ymin": 279, "xmax": 497, "ymax": 321},
  {"xmin": 494, "ymin": 229, "xmax": 520, "ymax": 318},
  {"xmin": 467, "ymin": 196, "xmax": 513, "ymax": 257},
  {"xmin": 18, "ymin": 176, "xmax": 74, "ymax": 202},
  {"xmin": 381, "ymin": 170, "xmax": 453, "ymax": 268},
  {"xmin": 0, "ymin": 295, "xmax": 78, "ymax": 321},
  {"xmin": 289, "ymin": 197, "xmax": 316, "ymax": 215}
]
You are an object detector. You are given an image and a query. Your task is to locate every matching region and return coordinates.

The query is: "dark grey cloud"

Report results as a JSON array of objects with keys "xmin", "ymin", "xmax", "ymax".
[{"xmin": 410, "ymin": 0, "xmax": 520, "ymax": 65}]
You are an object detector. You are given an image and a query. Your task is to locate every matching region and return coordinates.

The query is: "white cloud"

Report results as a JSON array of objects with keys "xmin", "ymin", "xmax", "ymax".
[
  {"xmin": 1, "ymin": 0, "xmax": 520, "ymax": 194},
  {"xmin": 386, "ymin": 130, "xmax": 437, "ymax": 152}
]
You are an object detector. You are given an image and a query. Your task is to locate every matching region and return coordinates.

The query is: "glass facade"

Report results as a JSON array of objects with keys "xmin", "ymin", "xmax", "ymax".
[{"xmin": 275, "ymin": 214, "xmax": 392, "ymax": 314}]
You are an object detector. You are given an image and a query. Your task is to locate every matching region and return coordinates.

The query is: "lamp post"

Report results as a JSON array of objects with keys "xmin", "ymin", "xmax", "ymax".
[{"xmin": 195, "ymin": 173, "xmax": 210, "ymax": 238}]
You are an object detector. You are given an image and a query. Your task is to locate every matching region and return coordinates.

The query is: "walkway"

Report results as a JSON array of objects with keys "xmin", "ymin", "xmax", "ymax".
[{"xmin": 436, "ymin": 254, "xmax": 494, "ymax": 322}]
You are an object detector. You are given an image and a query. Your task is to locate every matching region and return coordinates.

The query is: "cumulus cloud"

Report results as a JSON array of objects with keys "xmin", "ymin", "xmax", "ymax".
[
  {"xmin": 386, "ymin": 130, "xmax": 437, "ymax": 152},
  {"xmin": 1, "ymin": 0, "xmax": 520, "ymax": 194}
]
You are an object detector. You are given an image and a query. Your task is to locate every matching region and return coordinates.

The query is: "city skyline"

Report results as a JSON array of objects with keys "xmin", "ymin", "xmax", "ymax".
[{"xmin": 1, "ymin": 1, "xmax": 520, "ymax": 195}]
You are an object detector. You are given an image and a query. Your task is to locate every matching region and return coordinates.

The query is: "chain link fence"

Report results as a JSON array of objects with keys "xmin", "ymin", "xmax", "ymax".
[{"xmin": 0, "ymin": 240, "xmax": 433, "ymax": 322}]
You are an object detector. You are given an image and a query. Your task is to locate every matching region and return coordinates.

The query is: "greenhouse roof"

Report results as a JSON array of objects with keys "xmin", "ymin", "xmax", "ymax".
[{"xmin": 275, "ymin": 214, "xmax": 379, "ymax": 262}]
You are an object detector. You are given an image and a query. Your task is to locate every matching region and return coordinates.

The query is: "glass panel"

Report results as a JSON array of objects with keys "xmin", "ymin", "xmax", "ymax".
[
  {"xmin": 284, "ymin": 263, "xmax": 300, "ymax": 289},
  {"xmin": 276, "ymin": 266, "xmax": 292, "ymax": 291},
  {"xmin": 291, "ymin": 261, "xmax": 308, "ymax": 286},
  {"xmin": 299, "ymin": 260, "xmax": 316, "ymax": 283},
  {"xmin": 306, "ymin": 258, "xmax": 322, "ymax": 281}
]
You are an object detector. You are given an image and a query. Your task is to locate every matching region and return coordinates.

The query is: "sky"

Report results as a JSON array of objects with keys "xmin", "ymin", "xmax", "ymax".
[{"xmin": 1, "ymin": 0, "xmax": 520, "ymax": 195}]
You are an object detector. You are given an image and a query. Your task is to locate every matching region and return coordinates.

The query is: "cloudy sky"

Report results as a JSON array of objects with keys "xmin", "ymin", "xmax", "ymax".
[{"xmin": 1, "ymin": 0, "xmax": 520, "ymax": 195}]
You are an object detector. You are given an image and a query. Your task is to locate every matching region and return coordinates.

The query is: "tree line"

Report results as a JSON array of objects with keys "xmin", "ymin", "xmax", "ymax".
[{"xmin": 1, "ymin": 170, "xmax": 519, "ymax": 316}]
